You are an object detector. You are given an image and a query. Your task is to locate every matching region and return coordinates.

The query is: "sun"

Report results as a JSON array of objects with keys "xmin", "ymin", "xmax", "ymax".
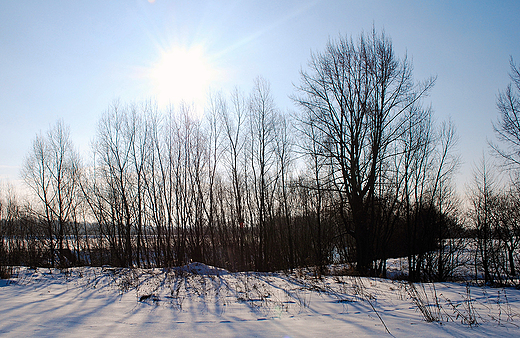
[{"xmin": 149, "ymin": 45, "xmax": 216, "ymax": 110}]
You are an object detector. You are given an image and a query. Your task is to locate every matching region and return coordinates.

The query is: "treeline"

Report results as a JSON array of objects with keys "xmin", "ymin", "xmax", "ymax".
[
  {"xmin": 467, "ymin": 162, "xmax": 520, "ymax": 285},
  {"xmin": 1, "ymin": 30, "xmax": 519, "ymax": 283}
]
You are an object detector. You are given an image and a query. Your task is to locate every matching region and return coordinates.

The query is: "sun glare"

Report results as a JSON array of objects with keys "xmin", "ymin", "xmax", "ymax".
[{"xmin": 149, "ymin": 45, "xmax": 215, "ymax": 110}]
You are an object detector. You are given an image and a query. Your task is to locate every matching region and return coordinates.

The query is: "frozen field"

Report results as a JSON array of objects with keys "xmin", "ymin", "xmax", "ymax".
[{"xmin": 1, "ymin": 263, "xmax": 520, "ymax": 337}]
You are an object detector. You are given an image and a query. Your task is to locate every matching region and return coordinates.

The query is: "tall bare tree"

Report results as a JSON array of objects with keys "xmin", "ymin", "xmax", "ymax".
[
  {"xmin": 93, "ymin": 103, "xmax": 136, "ymax": 267},
  {"xmin": 220, "ymin": 89, "xmax": 248, "ymax": 269},
  {"xmin": 249, "ymin": 77, "xmax": 278, "ymax": 270},
  {"xmin": 274, "ymin": 112, "xmax": 295, "ymax": 270},
  {"xmin": 294, "ymin": 29, "xmax": 435, "ymax": 275},
  {"xmin": 492, "ymin": 58, "xmax": 520, "ymax": 170},
  {"xmin": 22, "ymin": 120, "xmax": 80, "ymax": 267},
  {"xmin": 468, "ymin": 156, "xmax": 497, "ymax": 284}
]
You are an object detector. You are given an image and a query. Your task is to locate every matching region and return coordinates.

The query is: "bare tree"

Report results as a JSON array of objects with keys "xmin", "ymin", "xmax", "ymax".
[
  {"xmin": 128, "ymin": 103, "xmax": 153, "ymax": 267},
  {"xmin": 93, "ymin": 103, "xmax": 136, "ymax": 267},
  {"xmin": 396, "ymin": 105, "xmax": 435, "ymax": 280},
  {"xmin": 220, "ymin": 88, "xmax": 248, "ymax": 269},
  {"xmin": 429, "ymin": 120, "xmax": 461, "ymax": 281},
  {"xmin": 274, "ymin": 112, "xmax": 295, "ymax": 270},
  {"xmin": 468, "ymin": 156, "xmax": 498, "ymax": 284},
  {"xmin": 248, "ymin": 77, "xmax": 278, "ymax": 270},
  {"xmin": 492, "ymin": 58, "xmax": 520, "ymax": 170},
  {"xmin": 22, "ymin": 120, "xmax": 80, "ymax": 267},
  {"xmin": 294, "ymin": 29, "xmax": 435, "ymax": 275},
  {"xmin": 204, "ymin": 92, "xmax": 225, "ymax": 266},
  {"xmin": 493, "ymin": 189, "xmax": 520, "ymax": 279}
]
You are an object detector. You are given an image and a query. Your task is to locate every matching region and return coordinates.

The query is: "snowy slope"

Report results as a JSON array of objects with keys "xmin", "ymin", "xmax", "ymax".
[{"xmin": 1, "ymin": 265, "xmax": 519, "ymax": 337}]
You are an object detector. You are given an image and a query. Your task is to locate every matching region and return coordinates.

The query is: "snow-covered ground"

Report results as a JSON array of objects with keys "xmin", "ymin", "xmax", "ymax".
[{"xmin": 1, "ymin": 263, "xmax": 520, "ymax": 337}]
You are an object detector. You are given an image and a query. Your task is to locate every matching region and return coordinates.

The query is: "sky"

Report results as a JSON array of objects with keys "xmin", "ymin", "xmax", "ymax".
[{"xmin": 1, "ymin": 0, "xmax": 519, "ymax": 195}]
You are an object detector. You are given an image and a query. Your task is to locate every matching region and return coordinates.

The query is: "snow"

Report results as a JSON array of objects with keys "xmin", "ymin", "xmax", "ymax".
[{"xmin": 1, "ymin": 265, "xmax": 520, "ymax": 337}]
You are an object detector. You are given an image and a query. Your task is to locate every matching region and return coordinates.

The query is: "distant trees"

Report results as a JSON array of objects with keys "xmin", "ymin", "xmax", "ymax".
[
  {"xmin": 466, "ymin": 157, "xmax": 520, "ymax": 285},
  {"xmin": 0, "ymin": 186, "xmax": 42, "ymax": 271},
  {"xmin": 491, "ymin": 187, "xmax": 520, "ymax": 281},
  {"xmin": 466, "ymin": 56, "xmax": 520, "ymax": 285},
  {"xmin": 74, "ymin": 87, "xmax": 298, "ymax": 270},
  {"xmin": 5, "ymin": 31, "xmax": 520, "ymax": 285}
]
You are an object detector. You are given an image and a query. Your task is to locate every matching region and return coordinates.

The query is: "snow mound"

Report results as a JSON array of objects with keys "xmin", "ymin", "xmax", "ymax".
[{"xmin": 176, "ymin": 262, "xmax": 229, "ymax": 275}]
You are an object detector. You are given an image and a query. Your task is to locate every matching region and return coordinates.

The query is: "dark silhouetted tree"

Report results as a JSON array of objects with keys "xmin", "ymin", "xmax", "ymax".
[{"xmin": 294, "ymin": 29, "xmax": 435, "ymax": 275}]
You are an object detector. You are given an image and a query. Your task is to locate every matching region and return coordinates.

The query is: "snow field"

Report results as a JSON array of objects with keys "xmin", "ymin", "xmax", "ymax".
[{"xmin": 1, "ymin": 264, "xmax": 520, "ymax": 337}]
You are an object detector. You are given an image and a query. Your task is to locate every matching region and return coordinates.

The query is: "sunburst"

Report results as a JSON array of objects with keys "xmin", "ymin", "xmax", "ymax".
[{"xmin": 149, "ymin": 45, "xmax": 216, "ymax": 110}]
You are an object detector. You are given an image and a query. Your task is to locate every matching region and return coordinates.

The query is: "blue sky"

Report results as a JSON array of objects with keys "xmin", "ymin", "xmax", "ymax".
[{"xmin": 1, "ymin": 0, "xmax": 519, "ymax": 193}]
